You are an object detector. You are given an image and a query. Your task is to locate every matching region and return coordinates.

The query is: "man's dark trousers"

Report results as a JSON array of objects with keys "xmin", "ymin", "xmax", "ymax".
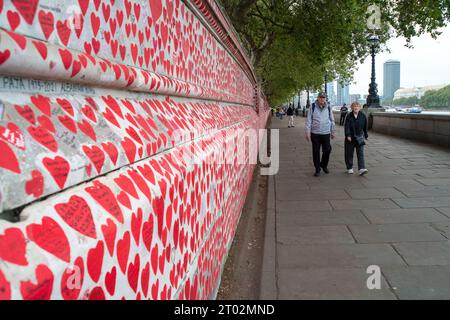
[{"xmin": 311, "ymin": 133, "xmax": 332, "ymax": 172}]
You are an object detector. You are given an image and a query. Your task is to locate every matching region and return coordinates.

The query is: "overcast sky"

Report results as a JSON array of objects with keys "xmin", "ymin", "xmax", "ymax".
[{"xmin": 350, "ymin": 24, "xmax": 450, "ymax": 96}]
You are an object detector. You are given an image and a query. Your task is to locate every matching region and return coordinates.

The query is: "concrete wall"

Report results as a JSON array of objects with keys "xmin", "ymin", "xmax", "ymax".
[
  {"xmin": 371, "ymin": 113, "xmax": 450, "ymax": 148},
  {"xmin": 0, "ymin": 0, "xmax": 269, "ymax": 300}
]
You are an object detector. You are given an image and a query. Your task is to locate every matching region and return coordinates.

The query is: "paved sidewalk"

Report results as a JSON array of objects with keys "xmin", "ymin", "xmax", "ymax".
[{"xmin": 260, "ymin": 114, "xmax": 450, "ymax": 300}]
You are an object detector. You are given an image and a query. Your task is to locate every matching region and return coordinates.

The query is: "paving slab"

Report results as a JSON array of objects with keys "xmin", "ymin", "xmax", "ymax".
[
  {"xmin": 363, "ymin": 208, "xmax": 449, "ymax": 224},
  {"xmin": 277, "ymin": 210, "xmax": 370, "ymax": 226},
  {"xmin": 330, "ymin": 199, "xmax": 400, "ymax": 210},
  {"xmin": 382, "ymin": 266, "xmax": 450, "ymax": 299},
  {"xmin": 349, "ymin": 223, "xmax": 446, "ymax": 243},
  {"xmin": 278, "ymin": 243, "xmax": 406, "ymax": 268},
  {"xmin": 278, "ymin": 267, "xmax": 396, "ymax": 300},
  {"xmin": 277, "ymin": 225, "xmax": 355, "ymax": 245},
  {"xmin": 276, "ymin": 200, "xmax": 333, "ymax": 212},
  {"xmin": 346, "ymin": 188, "xmax": 406, "ymax": 199},
  {"xmin": 393, "ymin": 197, "xmax": 450, "ymax": 208},
  {"xmin": 393, "ymin": 242, "xmax": 450, "ymax": 266}
]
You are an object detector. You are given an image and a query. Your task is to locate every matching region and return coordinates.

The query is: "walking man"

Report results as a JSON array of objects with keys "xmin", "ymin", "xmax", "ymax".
[
  {"xmin": 287, "ymin": 104, "xmax": 295, "ymax": 127},
  {"xmin": 305, "ymin": 92, "xmax": 336, "ymax": 177}
]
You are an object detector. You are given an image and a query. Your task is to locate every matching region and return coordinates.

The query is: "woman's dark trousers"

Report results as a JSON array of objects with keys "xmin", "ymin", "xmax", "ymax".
[{"xmin": 345, "ymin": 139, "xmax": 365, "ymax": 170}]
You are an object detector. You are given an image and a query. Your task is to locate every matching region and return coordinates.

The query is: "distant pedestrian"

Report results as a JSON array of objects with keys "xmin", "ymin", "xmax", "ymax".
[
  {"xmin": 286, "ymin": 104, "xmax": 294, "ymax": 127},
  {"xmin": 339, "ymin": 103, "xmax": 348, "ymax": 125},
  {"xmin": 305, "ymin": 92, "xmax": 336, "ymax": 177},
  {"xmin": 344, "ymin": 102, "xmax": 368, "ymax": 176}
]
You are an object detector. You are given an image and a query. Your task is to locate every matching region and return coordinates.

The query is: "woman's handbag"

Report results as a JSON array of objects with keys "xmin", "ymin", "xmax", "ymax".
[{"xmin": 355, "ymin": 134, "xmax": 365, "ymax": 147}]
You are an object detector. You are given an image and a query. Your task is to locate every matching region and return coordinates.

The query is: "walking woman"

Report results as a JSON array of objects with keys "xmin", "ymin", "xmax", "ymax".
[{"xmin": 344, "ymin": 102, "xmax": 368, "ymax": 176}]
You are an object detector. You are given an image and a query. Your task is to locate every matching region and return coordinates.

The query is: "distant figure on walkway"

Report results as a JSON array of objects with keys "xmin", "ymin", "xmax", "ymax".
[
  {"xmin": 305, "ymin": 92, "xmax": 336, "ymax": 177},
  {"xmin": 339, "ymin": 103, "xmax": 348, "ymax": 126},
  {"xmin": 287, "ymin": 104, "xmax": 294, "ymax": 127},
  {"xmin": 344, "ymin": 102, "xmax": 368, "ymax": 176}
]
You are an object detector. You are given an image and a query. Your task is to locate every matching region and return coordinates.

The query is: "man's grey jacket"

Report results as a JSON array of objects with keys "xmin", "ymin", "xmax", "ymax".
[{"xmin": 305, "ymin": 101, "xmax": 336, "ymax": 135}]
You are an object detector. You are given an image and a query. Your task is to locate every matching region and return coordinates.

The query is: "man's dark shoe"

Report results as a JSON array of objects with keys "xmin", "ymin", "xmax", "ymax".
[
  {"xmin": 321, "ymin": 166, "xmax": 329, "ymax": 174},
  {"xmin": 314, "ymin": 171, "xmax": 320, "ymax": 177}
]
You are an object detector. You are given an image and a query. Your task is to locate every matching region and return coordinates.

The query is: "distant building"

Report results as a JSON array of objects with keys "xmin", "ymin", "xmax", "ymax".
[
  {"xmin": 393, "ymin": 84, "xmax": 447, "ymax": 100},
  {"xmin": 349, "ymin": 94, "xmax": 361, "ymax": 104},
  {"xmin": 337, "ymin": 82, "xmax": 350, "ymax": 105},
  {"xmin": 383, "ymin": 60, "xmax": 401, "ymax": 101},
  {"xmin": 326, "ymin": 82, "xmax": 336, "ymax": 105}
]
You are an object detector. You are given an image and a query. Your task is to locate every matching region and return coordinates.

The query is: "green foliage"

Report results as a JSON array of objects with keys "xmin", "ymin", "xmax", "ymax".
[
  {"xmin": 392, "ymin": 96, "xmax": 418, "ymax": 106},
  {"xmin": 421, "ymin": 85, "xmax": 450, "ymax": 109},
  {"xmin": 219, "ymin": 0, "xmax": 450, "ymax": 106}
]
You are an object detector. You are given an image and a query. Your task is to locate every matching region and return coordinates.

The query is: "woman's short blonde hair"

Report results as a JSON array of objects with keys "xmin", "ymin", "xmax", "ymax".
[{"xmin": 350, "ymin": 101, "xmax": 361, "ymax": 109}]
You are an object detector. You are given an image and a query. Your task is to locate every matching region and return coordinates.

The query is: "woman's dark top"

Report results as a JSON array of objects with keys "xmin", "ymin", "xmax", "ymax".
[{"xmin": 344, "ymin": 112, "xmax": 368, "ymax": 139}]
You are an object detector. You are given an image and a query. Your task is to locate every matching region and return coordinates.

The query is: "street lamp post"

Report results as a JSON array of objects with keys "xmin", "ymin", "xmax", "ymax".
[{"xmin": 366, "ymin": 34, "xmax": 381, "ymax": 108}]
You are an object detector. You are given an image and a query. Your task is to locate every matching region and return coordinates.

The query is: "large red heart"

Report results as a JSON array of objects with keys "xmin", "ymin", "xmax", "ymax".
[
  {"xmin": 15, "ymin": 104, "xmax": 36, "ymax": 124},
  {"xmin": 128, "ymin": 170, "xmax": 152, "ymax": 202},
  {"xmin": 102, "ymin": 95, "xmax": 123, "ymax": 119},
  {"xmin": 56, "ymin": 98, "xmax": 74, "ymax": 116},
  {"xmin": 7, "ymin": 10, "xmax": 21, "ymax": 31},
  {"xmin": 0, "ymin": 122, "xmax": 25, "ymax": 150},
  {"xmin": 87, "ymin": 241, "xmax": 104, "ymax": 283},
  {"xmin": 58, "ymin": 115, "xmax": 77, "ymax": 133},
  {"xmin": 0, "ymin": 140, "xmax": 21, "ymax": 173},
  {"xmin": 121, "ymin": 137, "xmax": 136, "ymax": 163},
  {"xmin": 11, "ymin": 0, "xmax": 39, "ymax": 25},
  {"xmin": 0, "ymin": 228, "xmax": 28, "ymax": 266},
  {"xmin": 101, "ymin": 218, "xmax": 117, "ymax": 257},
  {"xmin": 150, "ymin": 245, "xmax": 158, "ymax": 275},
  {"xmin": 77, "ymin": 120, "xmax": 96, "ymax": 141},
  {"xmin": 131, "ymin": 208, "xmax": 143, "ymax": 245},
  {"xmin": 85, "ymin": 180, "xmax": 124, "ymax": 223},
  {"xmin": 127, "ymin": 254, "xmax": 140, "ymax": 293},
  {"xmin": 82, "ymin": 145, "xmax": 105, "ymax": 174},
  {"xmin": 141, "ymin": 263, "xmax": 150, "ymax": 298},
  {"xmin": 56, "ymin": 19, "xmax": 71, "ymax": 46},
  {"xmin": 43, "ymin": 156, "xmax": 70, "ymax": 189},
  {"xmin": 37, "ymin": 115, "xmax": 55, "ymax": 134},
  {"xmin": 25, "ymin": 169, "xmax": 44, "ymax": 198},
  {"xmin": 32, "ymin": 40, "xmax": 48, "ymax": 60},
  {"xmin": 142, "ymin": 215, "xmax": 154, "ymax": 252},
  {"xmin": 60, "ymin": 256, "xmax": 84, "ymax": 300},
  {"xmin": 26, "ymin": 217, "xmax": 71, "ymax": 262},
  {"xmin": 30, "ymin": 95, "xmax": 51, "ymax": 117},
  {"xmin": 0, "ymin": 270, "xmax": 11, "ymax": 300},
  {"xmin": 38, "ymin": 10, "xmax": 54, "ymax": 40},
  {"xmin": 114, "ymin": 174, "xmax": 138, "ymax": 199},
  {"xmin": 54, "ymin": 195, "xmax": 97, "ymax": 239},
  {"xmin": 58, "ymin": 48, "xmax": 73, "ymax": 70},
  {"xmin": 102, "ymin": 108, "xmax": 120, "ymax": 128},
  {"xmin": 104, "ymin": 266, "xmax": 117, "ymax": 296},
  {"xmin": 117, "ymin": 231, "xmax": 130, "ymax": 274},
  {"xmin": 149, "ymin": 0, "xmax": 162, "ymax": 22},
  {"xmin": 20, "ymin": 264, "xmax": 54, "ymax": 300},
  {"xmin": 101, "ymin": 142, "xmax": 119, "ymax": 165},
  {"xmin": 78, "ymin": 0, "xmax": 90, "ymax": 16},
  {"xmin": 0, "ymin": 49, "xmax": 11, "ymax": 65}
]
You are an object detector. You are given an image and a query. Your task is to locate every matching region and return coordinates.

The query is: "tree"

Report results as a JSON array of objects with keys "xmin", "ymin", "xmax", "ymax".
[
  {"xmin": 220, "ymin": 0, "xmax": 450, "ymax": 105},
  {"xmin": 421, "ymin": 85, "xmax": 450, "ymax": 109}
]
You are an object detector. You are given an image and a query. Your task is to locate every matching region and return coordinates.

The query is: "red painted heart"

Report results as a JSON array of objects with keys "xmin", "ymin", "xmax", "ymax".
[
  {"xmin": 43, "ymin": 155, "xmax": 70, "ymax": 189},
  {"xmin": 0, "ymin": 228, "xmax": 28, "ymax": 266},
  {"xmin": 85, "ymin": 180, "xmax": 124, "ymax": 223},
  {"xmin": 20, "ymin": 264, "xmax": 54, "ymax": 300},
  {"xmin": 26, "ymin": 217, "xmax": 71, "ymax": 262},
  {"xmin": 87, "ymin": 241, "xmax": 104, "ymax": 283},
  {"xmin": 0, "ymin": 140, "xmax": 21, "ymax": 174},
  {"xmin": 117, "ymin": 231, "xmax": 131, "ymax": 274},
  {"xmin": 25, "ymin": 169, "xmax": 44, "ymax": 198},
  {"xmin": 54, "ymin": 195, "xmax": 97, "ymax": 239}
]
